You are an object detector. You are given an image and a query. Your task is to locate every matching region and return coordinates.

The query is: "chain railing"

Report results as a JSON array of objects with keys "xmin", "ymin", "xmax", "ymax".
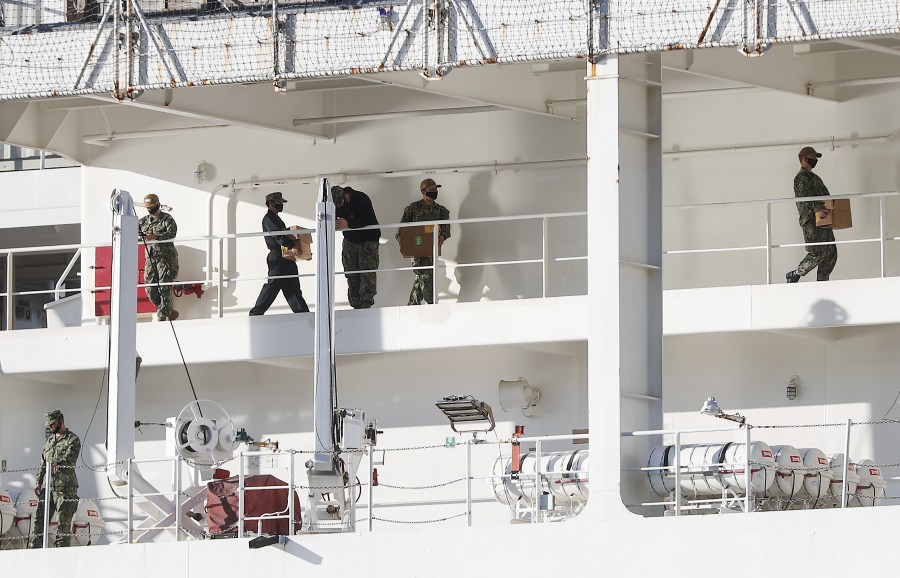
[
  {"xmin": 624, "ymin": 416, "xmax": 900, "ymax": 516},
  {"xmin": 1, "ymin": 431, "xmax": 587, "ymax": 548}
]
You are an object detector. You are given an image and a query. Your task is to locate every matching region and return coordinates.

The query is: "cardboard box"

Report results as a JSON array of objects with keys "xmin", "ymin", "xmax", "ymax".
[
  {"xmin": 281, "ymin": 228, "xmax": 313, "ymax": 261},
  {"xmin": 399, "ymin": 225, "xmax": 441, "ymax": 258},
  {"xmin": 816, "ymin": 198, "xmax": 852, "ymax": 230}
]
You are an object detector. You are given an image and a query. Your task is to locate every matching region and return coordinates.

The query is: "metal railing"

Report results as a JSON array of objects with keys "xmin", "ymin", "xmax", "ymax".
[
  {"xmin": 664, "ymin": 190, "xmax": 900, "ymax": 286},
  {"xmin": 1, "ymin": 211, "xmax": 587, "ymax": 329},
  {"xmin": 623, "ymin": 417, "xmax": 889, "ymax": 516}
]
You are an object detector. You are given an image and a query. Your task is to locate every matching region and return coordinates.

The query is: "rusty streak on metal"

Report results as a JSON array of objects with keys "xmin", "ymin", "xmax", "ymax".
[{"xmin": 697, "ymin": 0, "xmax": 722, "ymax": 46}]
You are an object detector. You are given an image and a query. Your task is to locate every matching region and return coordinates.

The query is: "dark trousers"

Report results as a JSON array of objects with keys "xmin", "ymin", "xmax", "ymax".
[{"xmin": 249, "ymin": 254, "xmax": 309, "ymax": 315}]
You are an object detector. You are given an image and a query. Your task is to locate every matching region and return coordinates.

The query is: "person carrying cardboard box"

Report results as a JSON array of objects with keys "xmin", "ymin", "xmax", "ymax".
[
  {"xmin": 397, "ymin": 179, "xmax": 451, "ymax": 304},
  {"xmin": 786, "ymin": 146, "xmax": 838, "ymax": 283}
]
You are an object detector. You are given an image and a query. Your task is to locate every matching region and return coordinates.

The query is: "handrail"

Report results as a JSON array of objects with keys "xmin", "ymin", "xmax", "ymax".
[
  {"xmin": 664, "ymin": 190, "xmax": 900, "ymax": 286},
  {"xmin": 2, "ymin": 210, "xmax": 588, "ymax": 328}
]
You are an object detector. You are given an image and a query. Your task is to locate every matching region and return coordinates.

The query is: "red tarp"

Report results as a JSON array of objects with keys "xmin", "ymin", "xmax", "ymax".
[{"xmin": 206, "ymin": 474, "xmax": 302, "ymax": 535}]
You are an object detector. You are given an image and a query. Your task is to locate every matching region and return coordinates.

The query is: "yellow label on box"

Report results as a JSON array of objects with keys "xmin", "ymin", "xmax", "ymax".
[{"xmin": 424, "ymin": 225, "xmax": 434, "ymax": 233}]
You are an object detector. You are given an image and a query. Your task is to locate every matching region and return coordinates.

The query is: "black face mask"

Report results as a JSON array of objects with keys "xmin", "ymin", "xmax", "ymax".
[
  {"xmin": 273, "ymin": 202, "xmax": 284, "ymax": 212},
  {"xmin": 807, "ymin": 158, "xmax": 818, "ymax": 168},
  {"xmin": 424, "ymin": 190, "xmax": 438, "ymax": 200},
  {"xmin": 147, "ymin": 204, "xmax": 161, "ymax": 214},
  {"xmin": 50, "ymin": 421, "xmax": 61, "ymax": 434}
]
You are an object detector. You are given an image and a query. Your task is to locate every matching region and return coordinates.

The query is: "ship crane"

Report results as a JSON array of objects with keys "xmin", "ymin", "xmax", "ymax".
[
  {"xmin": 105, "ymin": 183, "xmax": 376, "ymax": 540},
  {"xmin": 306, "ymin": 179, "xmax": 379, "ymax": 533}
]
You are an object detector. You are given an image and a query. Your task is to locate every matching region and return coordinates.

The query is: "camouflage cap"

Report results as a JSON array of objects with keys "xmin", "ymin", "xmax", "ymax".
[
  {"xmin": 46, "ymin": 409, "xmax": 63, "ymax": 425},
  {"xmin": 798, "ymin": 146, "xmax": 822, "ymax": 159},
  {"xmin": 330, "ymin": 185, "xmax": 346, "ymax": 206},
  {"xmin": 420, "ymin": 178, "xmax": 441, "ymax": 192},
  {"xmin": 143, "ymin": 193, "xmax": 160, "ymax": 208},
  {"xmin": 265, "ymin": 192, "xmax": 288, "ymax": 204}
]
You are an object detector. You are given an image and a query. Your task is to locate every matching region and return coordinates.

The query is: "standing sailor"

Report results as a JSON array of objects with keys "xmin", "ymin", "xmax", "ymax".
[{"xmin": 31, "ymin": 409, "xmax": 81, "ymax": 548}]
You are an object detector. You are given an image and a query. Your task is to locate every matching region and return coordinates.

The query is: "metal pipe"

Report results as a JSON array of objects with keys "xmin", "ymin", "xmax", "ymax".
[
  {"xmin": 292, "ymin": 106, "xmax": 498, "ymax": 126},
  {"xmin": 535, "ymin": 439, "xmax": 543, "ymax": 524},
  {"xmin": 174, "ymin": 455, "xmax": 182, "ymax": 541},
  {"xmin": 288, "ymin": 450, "xmax": 295, "ymax": 535},
  {"xmin": 542, "ymin": 217, "xmax": 549, "ymax": 298},
  {"xmin": 217, "ymin": 238, "xmax": 224, "ymax": 318},
  {"xmin": 228, "ymin": 158, "xmax": 587, "ymax": 191},
  {"xmin": 54, "ymin": 248, "xmax": 82, "ymax": 301},
  {"xmin": 744, "ymin": 425, "xmax": 752, "ymax": 514},
  {"xmin": 673, "ymin": 431, "xmax": 681, "ymax": 517},
  {"xmin": 238, "ymin": 453, "xmax": 245, "ymax": 538},
  {"xmin": 765, "ymin": 203, "xmax": 772, "ymax": 284},
  {"xmin": 82, "ymin": 125, "xmax": 229, "ymax": 146},
  {"xmin": 4, "ymin": 252, "xmax": 13, "ymax": 331},
  {"xmin": 466, "ymin": 439, "xmax": 472, "ymax": 527},
  {"xmin": 880, "ymin": 197, "xmax": 885, "ymax": 278},
  {"xmin": 368, "ymin": 445, "xmax": 374, "ymax": 532},
  {"xmin": 842, "ymin": 419, "xmax": 852, "ymax": 509},
  {"xmin": 41, "ymin": 460, "xmax": 52, "ymax": 548},
  {"xmin": 127, "ymin": 459, "xmax": 133, "ymax": 544}
]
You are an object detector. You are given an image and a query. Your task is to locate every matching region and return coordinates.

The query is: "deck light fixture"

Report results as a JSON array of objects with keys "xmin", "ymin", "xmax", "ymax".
[
  {"xmin": 787, "ymin": 376, "xmax": 800, "ymax": 401},
  {"xmin": 435, "ymin": 395, "xmax": 496, "ymax": 434},
  {"xmin": 700, "ymin": 396, "xmax": 746, "ymax": 426}
]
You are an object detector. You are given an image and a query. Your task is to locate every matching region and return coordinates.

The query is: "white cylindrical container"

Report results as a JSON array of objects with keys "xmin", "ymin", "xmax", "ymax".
[
  {"xmin": 768, "ymin": 445, "xmax": 805, "ymax": 498},
  {"xmin": 796, "ymin": 448, "xmax": 832, "ymax": 500},
  {"xmin": 72, "ymin": 500, "xmax": 103, "ymax": 546},
  {"xmin": 851, "ymin": 459, "xmax": 886, "ymax": 507},
  {"xmin": 490, "ymin": 450, "xmax": 589, "ymax": 508},
  {"xmin": 11, "ymin": 489, "xmax": 39, "ymax": 546},
  {"xmin": 0, "ymin": 489, "xmax": 15, "ymax": 536},
  {"xmin": 828, "ymin": 453, "xmax": 859, "ymax": 505},
  {"xmin": 647, "ymin": 442, "xmax": 776, "ymax": 498}
]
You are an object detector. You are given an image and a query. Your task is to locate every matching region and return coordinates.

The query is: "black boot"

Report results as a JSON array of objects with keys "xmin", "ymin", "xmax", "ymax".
[{"xmin": 786, "ymin": 271, "xmax": 800, "ymax": 283}]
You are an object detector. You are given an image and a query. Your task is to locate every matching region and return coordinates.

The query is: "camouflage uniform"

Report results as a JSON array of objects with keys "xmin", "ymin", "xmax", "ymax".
[
  {"xmin": 792, "ymin": 170, "xmax": 837, "ymax": 281},
  {"xmin": 32, "ymin": 411, "xmax": 81, "ymax": 548},
  {"xmin": 397, "ymin": 200, "xmax": 451, "ymax": 305},
  {"xmin": 139, "ymin": 211, "xmax": 180, "ymax": 319},
  {"xmin": 335, "ymin": 187, "xmax": 381, "ymax": 309}
]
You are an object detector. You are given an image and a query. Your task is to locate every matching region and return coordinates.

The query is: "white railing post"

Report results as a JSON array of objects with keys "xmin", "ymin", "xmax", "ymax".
[
  {"xmin": 126, "ymin": 458, "xmax": 134, "ymax": 544},
  {"xmin": 289, "ymin": 450, "xmax": 296, "ymax": 535},
  {"xmin": 432, "ymin": 226, "xmax": 439, "ymax": 304},
  {"xmin": 41, "ymin": 459, "xmax": 52, "ymax": 548},
  {"xmin": 879, "ymin": 196, "xmax": 885, "ymax": 278},
  {"xmin": 217, "ymin": 237, "xmax": 224, "ymax": 318},
  {"xmin": 368, "ymin": 445, "xmax": 374, "ymax": 531},
  {"xmin": 5, "ymin": 252, "xmax": 14, "ymax": 331},
  {"xmin": 842, "ymin": 419, "xmax": 852, "ymax": 508},
  {"xmin": 238, "ymin": 452, "xmax": 245, "ymax": 538},
  {"xmin": 542, "ymin": 217, "xmax": 549, "ymax": 297},
  {"xmin": 673, "ymin": 432, "xmax": 681, "ymax": 516},
  {"xmin": 765, "ymin": 203, "xmax": 772, "ymax": 284},
  {"xmin": 174, "ymin": 455, "xmax": 182, "ymax": 541},
  {"xmin": 534, "ymin": 439, "xmax": 543, "ymax": 524},
  {"xmin": 744, "ymin": 425, "xmax": 752, "ymax": 514},
  {"xmin": 466, "ymin": 440, "xmax": 472, "ymax": 527}
]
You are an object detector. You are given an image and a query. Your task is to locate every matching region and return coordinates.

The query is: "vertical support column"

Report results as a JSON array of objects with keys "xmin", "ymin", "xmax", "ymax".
[
  {"xmin": 107, "ymin": 190, "xmax": 138, "ymax": 482},
  {"xmin": 585, "ymin": 53, "xmax": 663, "ymax": 520}
]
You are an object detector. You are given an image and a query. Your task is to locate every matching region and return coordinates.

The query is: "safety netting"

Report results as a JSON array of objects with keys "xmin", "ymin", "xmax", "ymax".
[{"xmin": 0, "ymin": 0, "xmax": 897, "ymax": 100}]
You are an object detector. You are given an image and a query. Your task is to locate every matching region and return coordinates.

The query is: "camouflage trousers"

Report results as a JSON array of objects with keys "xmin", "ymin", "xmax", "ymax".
[
  {"xmin": 795, "ymin": 224, "xmax": 837, "ymax": 281},
  {"xmin": 145, "ymin": 252, "xmax": 179, "ymax": 319},
  {"xmin": 342, "ymin": 239, "xmax": 379, "ymax": 309},
  {"xmin": 31, "ymin": 488, "xmax": 78, "ymax": 548},
  {"xmin": 408, "ymin": 257, "xmax": 436, "ymax": 305}
]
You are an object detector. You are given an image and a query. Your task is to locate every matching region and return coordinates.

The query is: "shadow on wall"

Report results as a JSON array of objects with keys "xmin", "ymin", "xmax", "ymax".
[
  {"xmin": 806, "ymin": 299, "xmax": 848, "ymax": 327},
  {"xmin": 455, "ymin": 173, "xmax": 527, "ymax": 301}
]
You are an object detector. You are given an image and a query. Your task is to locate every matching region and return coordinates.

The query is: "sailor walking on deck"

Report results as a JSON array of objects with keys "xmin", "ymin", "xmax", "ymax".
[
  {"xmin": 249, "ymin": 192, "xmax": 310, "ymax": 315},
  {"xmin": 786, "ymin": 146, "xmax": 838, "ymax": 283}
]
